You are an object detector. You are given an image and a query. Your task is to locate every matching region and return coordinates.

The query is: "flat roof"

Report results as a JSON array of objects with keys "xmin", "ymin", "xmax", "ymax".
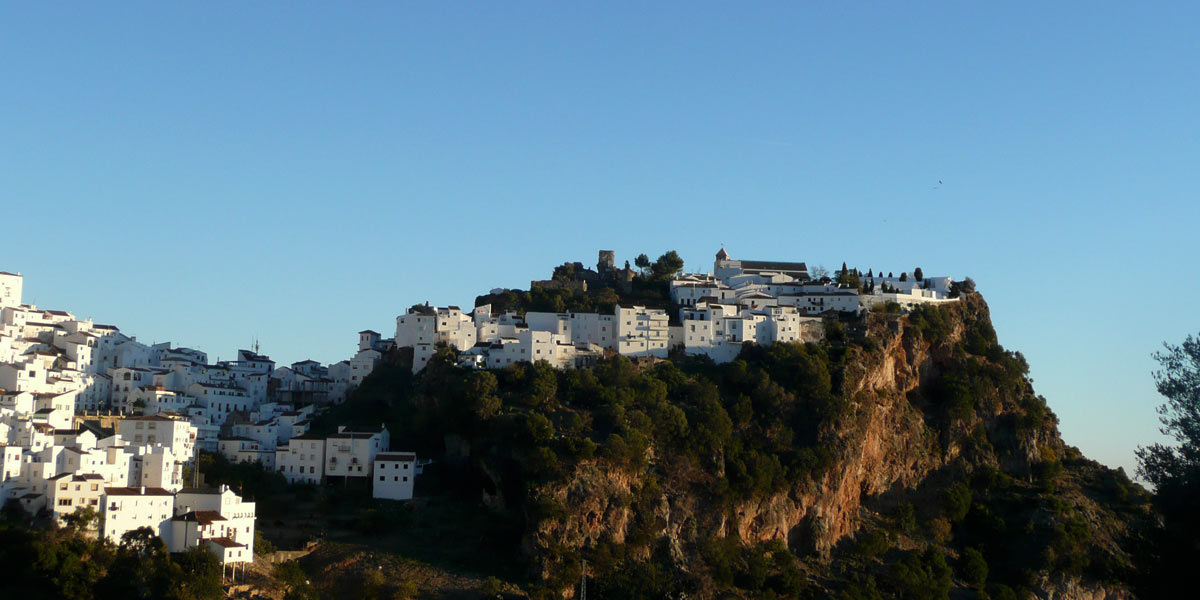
[
  {"xmin": 376, "ymin": 452, "xmax": 416, "ymax": 461},
  {"xmin": 105, "ymin": 486, "xmax": 173, "ymax": 496}
]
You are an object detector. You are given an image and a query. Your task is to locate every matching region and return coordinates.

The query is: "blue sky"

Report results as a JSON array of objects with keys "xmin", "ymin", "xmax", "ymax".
[{"xmin": 3, "ymin": 3, "xmax": 1197, "ymax": 477}]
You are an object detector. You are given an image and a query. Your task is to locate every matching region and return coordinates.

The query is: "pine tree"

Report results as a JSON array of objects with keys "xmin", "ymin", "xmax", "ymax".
[{"xmin": 1137, "ymin": 333, "xmax": 1200, "ymax": 596}]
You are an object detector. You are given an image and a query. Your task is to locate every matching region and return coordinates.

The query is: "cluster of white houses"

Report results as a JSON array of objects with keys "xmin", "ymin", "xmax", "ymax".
[
  {"xmin": 392, "ymin": 249, "xmax": 959, "ymax": 371},
  {"xmin": 0, "ymin": 247, "xmax": 958, "ymax": 551},
  {"xmin": 0, "ymin": 270, "xmax": 391, "ymax": 447},
  {"xmin": 269, "ymin": 425, "xmax": 417, "ymax": 501},
  {"xmin": 0, "ymin": 272, "xmax": 280, "ymax": 565},
  {"xmin": 0, "ymin": 392, "xmax": 258, "ymax": 563}
]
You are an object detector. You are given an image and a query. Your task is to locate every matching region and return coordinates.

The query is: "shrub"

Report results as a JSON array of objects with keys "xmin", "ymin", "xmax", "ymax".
[
  {"xmin": 927, "ymin": 517, "xmax": 953, "ymax": 543},
  {"xmin": 940, "ymin": 482, "xmax": 972, "ymax": 522},
  {"xmin": 893, "ymin": 503, "xmax": 917, "ymax": 533},
  {"xmin": 887, "ymin": 548, "xmax": 952, "ymax": 600},
  {"xmin": 851, "ymin": 529, "xmax": 892, "ymax": 560},
  {"xmin": 959, "ymin": 547, "xmax": 988, "ymax": 589}
]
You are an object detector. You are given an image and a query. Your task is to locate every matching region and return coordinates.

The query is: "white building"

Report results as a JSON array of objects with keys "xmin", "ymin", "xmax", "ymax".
[
  {"xmin": 0, "ymin": 272, "xmax": 22, "ymax": 308},
  {"xmin": 47, "ymin": 472, "xmax": 105, "ymax": 523},
  {"xmin": 172, "ymin": 485, "xmax": 256, "ymax": 562},
  {"xmin": 324, "ymin": 425, "xmax": 389, "ymax": 479},
  {"xmin": 614, "ymin": 305, "xmax": 671, "ymax": 358},
  {"xmin": 373, "ymin": 452, "xmax": 416, "ymax": 501},
  {"xmin": 275, "ymin": 433, "xmax": 326, "ymax": 484},
  {"xmin": 101, "ymin": 486, "xmax": 175, "ymax": 543},
  {"xmin": 116, "ymin": 414, "xmax": 197, "ymax": 462}
]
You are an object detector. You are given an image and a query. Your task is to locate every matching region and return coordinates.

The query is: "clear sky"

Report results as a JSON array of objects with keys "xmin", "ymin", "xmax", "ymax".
[{"xmin": 3, "ymin": 3, "xmax": 1197, "ymax": 477}]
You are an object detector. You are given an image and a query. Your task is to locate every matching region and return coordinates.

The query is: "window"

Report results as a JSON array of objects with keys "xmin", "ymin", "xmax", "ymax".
[{"xmin": 379, "ymin": 476, "xmax": 384, "ymax": 481}]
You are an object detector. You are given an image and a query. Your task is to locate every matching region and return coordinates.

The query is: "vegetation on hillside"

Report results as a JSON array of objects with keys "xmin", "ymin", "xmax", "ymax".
[
  {"xmin": 313, "ymin": 287, "xmax": 1151, "ymax": 598},
  {"xmin": 0, "ymin": 507, "xmax": 223, "ymax": 600},
  {"xmin": 474, "ymin": 250, "xmax": 683, "ymax": 317}
]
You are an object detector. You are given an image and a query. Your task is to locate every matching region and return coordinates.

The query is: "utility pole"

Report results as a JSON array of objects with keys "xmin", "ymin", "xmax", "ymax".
[{"xmin": 580, "ymin": 558, "xmax": 587, "ymax": 600}]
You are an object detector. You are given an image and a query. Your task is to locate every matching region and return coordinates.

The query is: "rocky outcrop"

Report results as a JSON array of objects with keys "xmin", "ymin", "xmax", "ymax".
[
  {"xmin": 1032, "ymin": 574, "xmax": 1135, "ymax": 600},
  {"xmin": 528, "ymin": 295, "xmax": 1047, "ymax": 565},
  {"xmin": 506, "ymin": 294, "xmax": 1142, "ymax": 598}
]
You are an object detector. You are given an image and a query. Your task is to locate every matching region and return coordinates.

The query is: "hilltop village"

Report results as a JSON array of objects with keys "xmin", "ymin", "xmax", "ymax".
[
  {"xmin": 0, "ymin": 250, "xmax": 960, "ymax": 571},
  {"xmin": 399, "ymin": 249, "xmax": 958, "ymax": 370}
]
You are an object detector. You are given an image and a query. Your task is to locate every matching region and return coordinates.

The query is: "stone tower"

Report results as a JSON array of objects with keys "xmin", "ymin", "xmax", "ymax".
[{"xmin": 597, "ymin": 250, "xmax": 615, "ymax": 276}]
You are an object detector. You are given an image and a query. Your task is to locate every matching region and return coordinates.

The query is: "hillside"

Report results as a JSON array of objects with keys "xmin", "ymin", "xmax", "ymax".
[{"xmin": 313, "ymin": 292, "xmax": 1152, "ymax": 599}]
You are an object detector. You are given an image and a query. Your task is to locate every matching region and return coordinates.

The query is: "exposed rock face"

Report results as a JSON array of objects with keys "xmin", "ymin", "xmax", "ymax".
[
  {"xmin": 502, "ymin": 295, "xmax": 1144, "ymax": 599},
  {"xmin": 1032, "ymin": 574, "xmax": 1135, "ymax": 600},
  {"xmin": 524, "ymin": 295, "xmax": 1061, "ymax": 584}
]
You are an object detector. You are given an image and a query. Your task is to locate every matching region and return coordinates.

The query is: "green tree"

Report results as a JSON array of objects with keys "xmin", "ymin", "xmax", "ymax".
[
  {"xmin": 552, "ymin": 262, "xmax": 577, "ymax": 281},
  {"xmin": 274, "ymin": 561, "xmax": 321, "ymax": 600},
  {"xmin": 650, "ymin": 251, "xmax": 685, "ymax": 280},
  {"xmin": 958, "ymin": 547, "xmax": 988, "ymax": 590},
  {"xmin": 97, "ymin": 527, "xmax": 179, "ymax": 599},
  {"xmin": 172, "ymin": 545, "xmax": 224, "ymax": 600},
  {"xmin": 837, "ymin": 268, "xmax": 862, "ymax": 290},
  {"xmin": 61, "ymin": 506, "xmax": 99, "ymax": 532},
  {"xmin": 939, "ymin": 482, "xmax": 972, "ymax": 522},
  {"xmin": 948, "ymin": 277, "xmax": 976, "ymax": 298},
  {"xmin": 634, "ymin": 253, "xmax": 651, "ymax": 275},
  {"xmin": 1135, "ymin": 333, "xmax": 1200, "ymax": 597},
  {"xmin": 888, "ymin": 548, "xmax": 951, "ymax": 600},
  {"xmin": 913, "ymin": 267, "xmax": 924, "ymax": 281}
]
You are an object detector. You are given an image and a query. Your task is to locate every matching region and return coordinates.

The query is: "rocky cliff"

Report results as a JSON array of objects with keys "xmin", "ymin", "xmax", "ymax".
[
  {"xmin": 323, "ymin": 291, "xmax": 1149, "ymax": 598},
  {"xmin": 510, "ymin": 294, "xmax": 1146, "ymax": 597}
]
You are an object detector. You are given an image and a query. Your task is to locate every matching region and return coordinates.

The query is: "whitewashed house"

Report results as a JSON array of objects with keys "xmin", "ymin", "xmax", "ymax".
[
  {"xmin": 173, "ymin": 485, "xmax": 256, "ymax": 561},
  {"xmin": 324, "ymin": 425, "xmax": 389, "ymax": 480},
  {"xmin": 275, "ymin": 433, "xmax": 326, "ymax": 484},
  {"xmin": 0, "ymin": 272, "xmax": 23, "ymax": 308},
  {"xmin": 101, "ymin": 486, "xmax": 175, "ymax": 543},
  {"xmin": 47, "ymin": 472, "xmax": 105, "ymax": 523},
  {"xmin": 373, "ymin": 452, "xmax": 416, "ymax": 500}
]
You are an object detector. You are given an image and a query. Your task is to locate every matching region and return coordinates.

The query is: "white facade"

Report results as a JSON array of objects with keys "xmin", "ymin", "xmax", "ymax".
[
  {"xmin": 48, "ymin": 472, "xmax": 106, "ymax": 523},
  {"xmin": 324, "ymin": 425, "xmax": 389, "ymax": 479},
  {"xmin": 614, "ymin": 305, "xmax": 671, "ymax": 358},
  {"xmin": 117, "ymin": 415, "xmax": 197, "ymax": 462},
  {"xmin": 0, "ymin": 272, "xmax": 22, "ymax": 308},
  {"xmin": 102, "ymin": 486, "xmax": 175, "ymax": 543},
  {"xmin": 98, "ymin": 484, "xmax": 257, "ymax": 565},
  {"xmin": 275, "ymin": 434, "xmax": 326, "ymax": 484},
  {"xmin": 173, "ymin": 485, "xmax": 256, "ymax": 562},
  {"xmin": 373, "ymin": 452, "xmax": 416, "ymax": 501}
]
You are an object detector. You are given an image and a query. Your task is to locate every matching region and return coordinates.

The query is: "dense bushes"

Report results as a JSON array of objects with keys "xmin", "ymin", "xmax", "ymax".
[{"xmin": 0, "ymin": 519, "xmax": 222, "ymax": 600}]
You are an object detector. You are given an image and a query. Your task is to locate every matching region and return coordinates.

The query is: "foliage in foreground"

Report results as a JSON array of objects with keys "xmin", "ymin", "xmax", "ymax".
[
  {"xmin": 0, "ymin": 516, "xmax": 223, "ymax": 600},
  {"xmin": 1135, "ymin": 332, "xmax": 1200, "ymax": 597}
]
